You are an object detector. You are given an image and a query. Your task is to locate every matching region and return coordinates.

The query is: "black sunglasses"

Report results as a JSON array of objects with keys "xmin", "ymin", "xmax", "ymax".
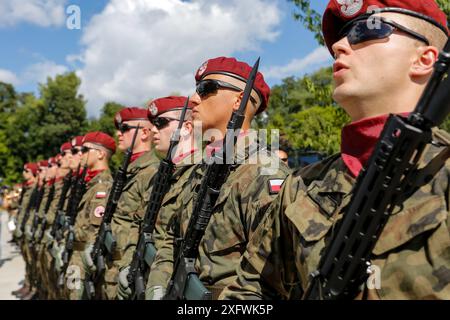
[
  {"xmin": 196, "ymin": 79, "xmax": 257, "ymax": 105},
  {"xmin": 340, "ymin": 16, "xmax": 430, "ymax": 47},
  {"xmin": 81, "ymin": 146, "xmax": 102, "ymax": 154},
  {"xmin": 71, "ymin": 147, "xmax": 81, "ymax": 155},
  {"xmin": 118, "ymin": 123, "xmax": 140, "ymax": 134},
  {"xmin": 150, "ymin": 117, "xmax": 180, "ymax": 130}
]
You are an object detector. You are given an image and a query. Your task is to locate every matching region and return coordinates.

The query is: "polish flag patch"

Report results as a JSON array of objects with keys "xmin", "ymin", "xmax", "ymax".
[
  {"xmin": 95, "ymin": 191, "xmax": 107, "ymax": 199},
  {"xmin": 94, "ymin": 206, "xmax": 105, "ymax": 218},
  {"xmin": 268, "ymin": 179, "xmax": 284, "ymax": 194}
]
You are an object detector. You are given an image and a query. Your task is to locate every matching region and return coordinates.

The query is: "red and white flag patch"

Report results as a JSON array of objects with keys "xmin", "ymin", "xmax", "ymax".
[
  {"xmin": 95, "ymin": 191, "xmax": 107, "ymax": 199},
  {"xmin": 94, "ymin": 206, "xmax": 105, "ymax": 218},
  {"xmin": 268, "ymin": 179, "xmax": 284, "ymax": 194}
]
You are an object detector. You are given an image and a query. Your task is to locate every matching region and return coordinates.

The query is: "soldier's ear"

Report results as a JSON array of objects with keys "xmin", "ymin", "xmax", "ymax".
[
  {"xmin": 410, "ymin": 46, "xmax": 438, "ymax": 79},
  {"xmin": 232, "ymin": 92, "xmax": 244, "ymax": 111}
]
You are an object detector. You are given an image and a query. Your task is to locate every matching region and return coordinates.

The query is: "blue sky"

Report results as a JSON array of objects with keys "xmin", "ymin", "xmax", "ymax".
[{"xmin": 0, "ymin": 0, "xmax": 333, "ymax": 117}]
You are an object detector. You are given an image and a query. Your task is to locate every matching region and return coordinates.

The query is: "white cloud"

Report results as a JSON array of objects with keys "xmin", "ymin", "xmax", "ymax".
[
  {"xmin": 0, "ymin": 0, "xmax": 66, "ymax": 27},
  {"xmin": 75, "ymin": 0, "xmax": 282, "ymax": 116},
  {"xmin": 0, "ymin": 69, "xmax": 20, "ymax": 85},
  {"xmin": 263, "ymin": 47, "xmax": 333, "ymax": 80},
  {"xmin": 22, "ymin": 60, "xmax": 68, "ymax": 84}
]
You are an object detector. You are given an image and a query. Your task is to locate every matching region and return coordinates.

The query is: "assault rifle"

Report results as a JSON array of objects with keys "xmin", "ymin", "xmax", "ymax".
[
  {"xmin": 165, "ymin": 58, "xmax": 260, "ymax": 300},
  {"xmin": 304, "ymin": 39, "xmax": 450, "ymax": 300},
  {"xmin": 128, "ymin": 98, "xmax": 190, "ymax": 300},
  {"xmin": 84, "ymin": 124, "xmax": 141, "ymax": 299}
]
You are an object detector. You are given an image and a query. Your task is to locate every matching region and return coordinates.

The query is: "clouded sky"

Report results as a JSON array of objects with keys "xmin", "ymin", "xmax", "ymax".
[{"xmin": 0, "ymin": 0, "xmax": 332, "ymax": 117}]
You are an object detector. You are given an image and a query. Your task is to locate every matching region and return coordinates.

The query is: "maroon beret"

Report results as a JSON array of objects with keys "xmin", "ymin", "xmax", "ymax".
[
  {"xmin": 38, "ymin": 160, "xmax": 48, "ymax": 168},
  {"xmin": 71, "ymin": 136, "xmax": 84, "ymax": 148},
  {"xmin": 114, "ymin": 107, "xmax": 149, "ymax": 128},
  {"xmin": 60, "ymin": 142, "xmax": 72, "ymax": 153},
  {"xmin": 24, "ymin": 163, "xmax": 39, "ymax": 175},
  {"xmin": 147, "ymin": 96, "xmax": 193, "ymax": 119},
  {"xmin": 323, "ymin": 0, "xmax": 449, "ymax": 55},
  {"xmin": 194, "ymin": 56, "xmax": 270, "ymax": 114},
  {"xmin": 82, "ymin": 131, "xmax": 116, "ymax": 153}
]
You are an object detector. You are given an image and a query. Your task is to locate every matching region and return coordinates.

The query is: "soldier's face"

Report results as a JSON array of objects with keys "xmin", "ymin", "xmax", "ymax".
[
  {"xmin": 46, "ymin": 165, "xmax": 58, "ymax": 179},
  {"xmin": 116, "ymin": 121, "xmax": 141, "ymax": 152},
  {"xmin": 331, "ymin": 13, "xmax": 421, "ymax": 120},
  {"xmin": 150, "ymin": 111, "xmax": 180, "ymax": 155},
  {"xmin": 69, "ymin": 147, "xmax": 82, "ymax": 169},
  {"xmin": 59, "ymin": 150, "xmax": 71, "ymax": 169},
  {"xmin": 191, "ymin": 74, "xmax": 240, "ymax": 135},
  {"xmin": 23, "ymin": 169, "xmax": 33, "ymax": 180},
  {"xmin": 38, "ymin": 167, "xmax": 47, "ymax": 180}
]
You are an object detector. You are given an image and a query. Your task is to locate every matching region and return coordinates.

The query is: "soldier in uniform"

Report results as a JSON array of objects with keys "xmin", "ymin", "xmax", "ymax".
[
  {"xmin": 42, "ymin": 143, "xmax": 73, "ymax": 299},
  {"xmin": 146, "ymin": 57, "xmax": 291, "ymax": 299},
  {"xmin": 220, "ymin": 0, "xmax": 450, "ymax": 300},
  {"xmin": 63, "ymin": 132, "xmax": 115, "ymax": 300},
  {"xmin": 82, "ymin": 107, "xmax": 159, "ymax": 300},
  {"xmin": 12, "ymin": 162, "xmax": 38, "ymax": 299},
  {"xmin": 115, "ymin": 96, "xmax": 196, "ymax": 300}
]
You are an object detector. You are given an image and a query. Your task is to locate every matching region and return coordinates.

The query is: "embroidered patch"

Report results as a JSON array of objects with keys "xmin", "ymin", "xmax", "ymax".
[
  {"xmin": 197, "ymin": 61, "xmax": 208, "ymax": 77},
  {"xmin": 95, "ymin": 191, "xmax": 107, "ymax": 199},
  {"xmin": 268, "ymin": 179, "xmax": 284, "ymax": 194},
  {"xmin": 94, "ymin": 206, "xmax": 105, "ymax": 218},
  {"xmin": 337, "ymin": 0, "xmax": 363, "ymax": 17},
  {"xmin": 149, "ymin": 102, "xmax": 158, "ymax": 116}
]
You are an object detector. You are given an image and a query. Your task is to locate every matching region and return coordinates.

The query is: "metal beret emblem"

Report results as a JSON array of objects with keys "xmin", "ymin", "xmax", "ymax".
[
  {"xmin": 337, "ymin": 0, "xmax": 363, "ymax": 17},
  {"xmin": 149, "ymin": 102, "xmax": 158, "ymax": 116}
]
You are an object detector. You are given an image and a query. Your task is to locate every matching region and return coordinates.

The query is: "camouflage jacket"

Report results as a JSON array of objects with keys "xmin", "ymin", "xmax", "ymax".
[
  {"xmin": 111, "ymin": 150, "xmax": 160, "ymax": 267},
  {"xmin": 44, "ymin": 179, "xmax": 65, "ymax": 230},
  {"xmin": 16, "ymin": 184, "xmax": 35, "ymax": 227},
  {"xmin": 220, "ymin": 129, "xmax": 450, "ymax": 300},
  {"xmin": 74, "ymin": 169, "xmax": 113, "ymax": 245},
  {"xmin": 147, "ymin": 141, "xmax": 291, "ymax": 295}
]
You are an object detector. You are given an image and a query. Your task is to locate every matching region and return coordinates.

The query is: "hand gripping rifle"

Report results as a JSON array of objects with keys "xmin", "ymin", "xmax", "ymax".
[
  {"xmin": 304, "ymin": 39, "xmax": 450, "ymax": 300},
  {"xmin": 84, "ymin": 124, "xmax": 141, "ymax": 299},
  {"xmin": 164, "ymin": 58, "xmax": 260, "ymax": 300},
  {"xmin": 128, "ymin": 98, "xmax": 190, "ymax": 300}
]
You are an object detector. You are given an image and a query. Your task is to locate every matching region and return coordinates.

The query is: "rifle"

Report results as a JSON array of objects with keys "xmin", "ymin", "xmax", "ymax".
[
  {"xmin": 49, "ymin": 170, "xmax": 73, "ymax": 242},
  {"xmin": 84, "ymin": 124, "xmax": 141, "ymax": 299},
  {"xmin": 30, "ymin": 179, "xmax": 47, "ymax": 244},
  {"xmin": 20, "ymin": 183, "xmax": 39, "ymax": 234},
  {"xmin": 128, "ymin": 98, "xmax": 190, "ymax": 300},
  {"xmin": 55, "ymin": 165, "xmax": 81, "ymax": 242},
  {"xmin": 303, "ymin": 39, "xmax": 450, "ymax": 300},
  {"xmin": 57, "ymin": 164, "xmax": 88, "ymax": 287},
  {"xmin": 35, "ymin": 179, "xmax": 56, "ymax": 243},
  {"xmin": 164, "ymin": 58, "xmax": 260, "ymax": 300}
]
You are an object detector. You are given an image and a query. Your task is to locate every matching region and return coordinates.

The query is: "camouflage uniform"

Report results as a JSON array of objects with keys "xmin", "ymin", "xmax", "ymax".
[
  {"xmin": 101, "ymin": 150, "xmax": 160, "ymax": 299},
  {"xmin": 220, "ymin": 129, "xmax": 450, "ymax": 300},
  {"xmin": 147, "ymin": 141, "xmax": 291, "ymax": 299},
  {"xmin": 64, "ymin": 169, "xmax": 113, "ymax": 300},
  {"xmin": 41, "ymin": 178, "xmax": 65, "ymax": 299}
]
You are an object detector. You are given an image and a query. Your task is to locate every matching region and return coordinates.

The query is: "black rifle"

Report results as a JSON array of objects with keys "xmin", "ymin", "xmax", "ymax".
[
  {"xmin": 36, "ymin": 178, "xmax": 56, "ymax": 243},
  {"xmin": 84, "ymin": 124, "xmax": 141, "ymax": 299},
  {"xmin": 57, "ymin": 165, "xmax": 88, "ymax": 287},
  {"xmin": 49, "ymin": 170, "xmax": 73, "ymax": 242},
  {"xmin": 17, "ymin": 183, "xmax": 26, "ymax": 208},
  {"xmin": 165, "ymin": 58, "xmax": 260, "ymax": 300},
  {"xmin": 303, "ymin": 39, "xmax": 450, "ymax": 300},
  {"xmin": 55, "ymin": 165, "xmax": 81, "ymax": 242},
  {"xmin": 30, "ymin": 179, "xmax": 47, "ymax": 244},
  {"xmin": 128, "ymin": 98, "xmax": 190, "ymax": 300},
  {"xmin": 20, "ymin": 183, "xmax": 39, "ymax": 234}
]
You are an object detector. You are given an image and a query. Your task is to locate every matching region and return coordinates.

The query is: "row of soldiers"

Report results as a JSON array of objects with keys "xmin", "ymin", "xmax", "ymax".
[{"xmin": 5, "ymin": 0, "xmax": 450, "ymax": 300}]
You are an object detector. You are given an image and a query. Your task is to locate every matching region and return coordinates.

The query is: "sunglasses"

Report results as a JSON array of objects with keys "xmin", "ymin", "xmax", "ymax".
[
  {"xmin": 339, "ymin": 16, "xmax": 430, "ymax": 47},
  {"xmin": 81, "ymin": 146, "xmax": 102, "ymax": 154},
  {"xmin": 150, "ymin": 117, "xmax": 180, "ymax": 130},
  {"xmin": 196, "ymin": 79, "xmax": 257, "ymax": 105},
  {"xmin": 118, "ymin": 123, "xmax": 140, "ymax": 134},
  {"xmin": 71, "ymin": 147, "xmax": 81, "ymax": 155}
]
